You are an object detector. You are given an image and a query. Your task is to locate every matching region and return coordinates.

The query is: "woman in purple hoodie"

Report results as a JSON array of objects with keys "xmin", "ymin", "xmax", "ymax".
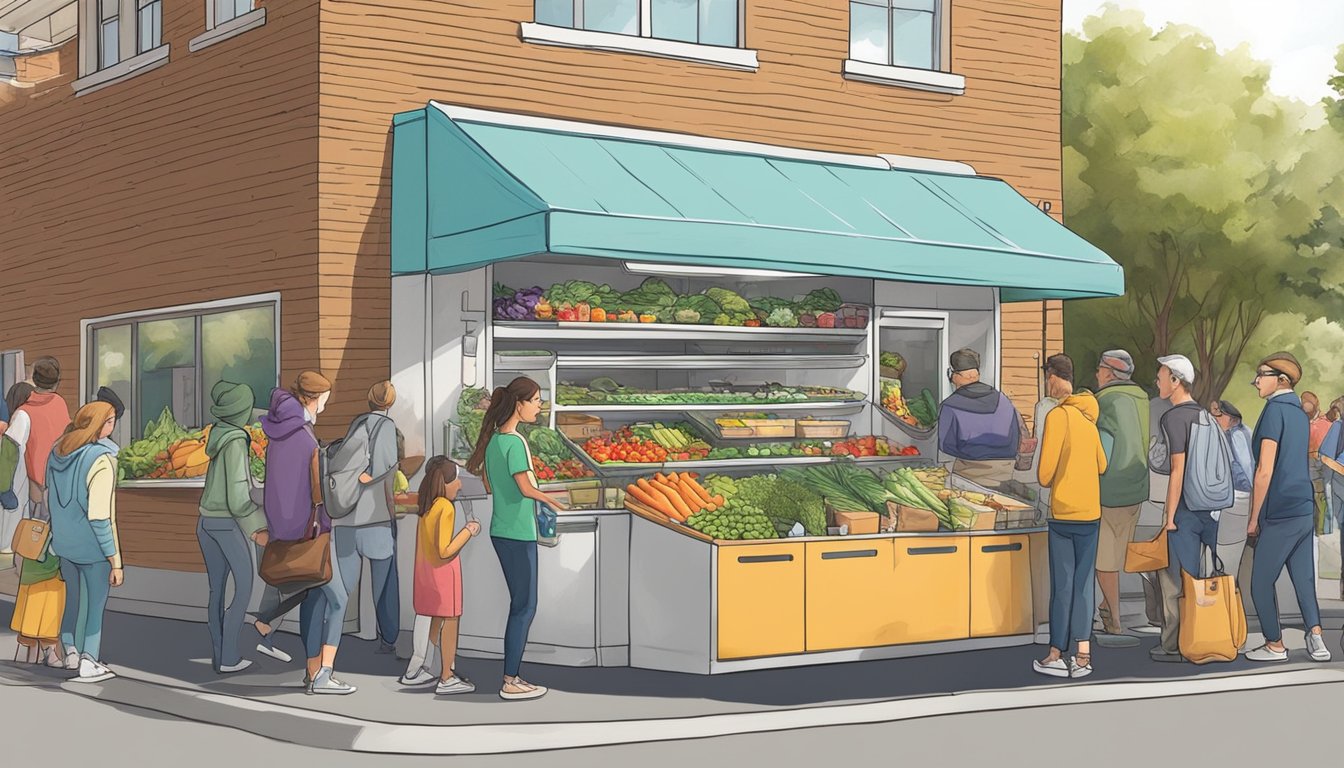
[{"xmin": 255, "ymin": 371, "xmax": 355, "ymax": 695}]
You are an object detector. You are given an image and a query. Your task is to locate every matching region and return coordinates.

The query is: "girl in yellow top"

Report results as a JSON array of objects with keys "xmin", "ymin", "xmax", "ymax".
[{"xmin": 412, "ymin": 457, "xmax": 481, "ymax": 696}]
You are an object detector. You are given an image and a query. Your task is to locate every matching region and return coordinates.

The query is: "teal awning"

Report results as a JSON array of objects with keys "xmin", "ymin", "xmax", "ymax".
[{"xmin": 391, "ymin": 103, "xmax": 1123, "ymax": 301}]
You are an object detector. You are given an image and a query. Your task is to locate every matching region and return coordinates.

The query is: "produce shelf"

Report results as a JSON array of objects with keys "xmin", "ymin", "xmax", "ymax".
[
  {"xmin": 553, "ymin": 400, "xmax": 868, "ymax": 413},
  {"xmin": 493, "ymin": 321, "xmax": 869, "ymax": 343},
  {"xmin": 556, "ymin": 354, "xmax": 867, "ymax": 370},
  {"xmin": 879, "ymin": 405, "xmax": 938, "ymax": 439}
]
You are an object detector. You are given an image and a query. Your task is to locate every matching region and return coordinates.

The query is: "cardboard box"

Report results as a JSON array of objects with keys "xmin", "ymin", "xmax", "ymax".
[
  {"xmin": 832, "ymin": 510, "xmax": 879, "ymax": 535},
  {"xmin": 557, "ymin": 413, "xmax": 603, "ymax": 440},
  {"xmin": 797, "ymin": 419, "xmax": 849, "ymax": 438},
  {"xmin": 743, "ymin": 419, "xmax": 795, "ymax": 438},
  {"xmin": 885, "ymin": 500, "xmax": 940, "ymax": 532}
]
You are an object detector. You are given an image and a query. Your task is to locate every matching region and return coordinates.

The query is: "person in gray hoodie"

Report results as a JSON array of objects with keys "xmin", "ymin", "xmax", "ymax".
[
  {"xmin": 197, "ymin": 382, "xmax": 270, "ymax": 674},
  {"xmin": 332, "ymin": 381, "xmax": 401, "ymax": 653}
]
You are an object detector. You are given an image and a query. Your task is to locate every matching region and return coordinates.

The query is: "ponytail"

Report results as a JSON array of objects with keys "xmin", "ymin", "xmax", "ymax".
[{"xmin": 464, "ymin": 376, "xmax": 541, "ymax": 477}]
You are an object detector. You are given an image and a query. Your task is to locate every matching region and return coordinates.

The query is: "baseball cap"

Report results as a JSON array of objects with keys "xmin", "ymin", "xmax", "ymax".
[
  {"xmin": 1099, "ymin": 349, "xmax": 1135, "ymax": 377},
  {"xmin": 1157, "ymin": 354, "xmax": 1196, "ymax": 386}
]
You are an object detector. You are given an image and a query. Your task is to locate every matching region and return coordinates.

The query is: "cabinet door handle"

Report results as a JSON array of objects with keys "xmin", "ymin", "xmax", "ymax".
[
  {"xmin": 738, "ymin": 554, "xmax": 793, "ymax": 564},
  {"xmin": 981, "ymin": 543, "xmax": 1022, "ymax": 553},
  {"xmin": 821, "ymin": 549, "xmax": 879, "ymax": 560},
  {"xmin": 907, "ymin": 546, "xmax": 958, "ymax": 556}
]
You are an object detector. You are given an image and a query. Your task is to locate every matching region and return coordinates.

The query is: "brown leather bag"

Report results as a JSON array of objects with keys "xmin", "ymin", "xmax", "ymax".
[
  {"xmin": 11, "ymin": 518, "xmax": 50, "ymax": 561},
  {"xmin": 258, "ymin": 448, "xmax": 331, "ymax": 590}
]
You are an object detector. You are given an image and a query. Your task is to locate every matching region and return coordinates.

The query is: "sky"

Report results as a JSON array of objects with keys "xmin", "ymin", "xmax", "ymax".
[{"xmin": 1064, "ymin": 0, "xmax": 1344, "ymax": 104}]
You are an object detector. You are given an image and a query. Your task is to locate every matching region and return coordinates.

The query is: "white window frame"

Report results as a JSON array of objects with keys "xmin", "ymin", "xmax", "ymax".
[
  {"xmin": 137, "ymin": 0, "xmax": 162, "ymax": 55},
  {"xmin": 843, "ymin": 0, "xmax": 964, "ymax": 95},
  {"xmin": 81, "ymin": 292, "xmax": 282, "ymax": 485},
  {"xmin": 74, "ymin": 0, "xmax": 169, "ymax": 95},
  {"xmin": 523, "ymin": 0, "xmax": 758, "ymax": 71},
  {"xmin": 190, "ymin": 0, "xmax": 266, "ymax": 52}
]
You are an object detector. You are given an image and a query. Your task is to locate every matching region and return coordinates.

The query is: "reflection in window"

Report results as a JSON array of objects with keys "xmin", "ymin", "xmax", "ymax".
[
  {"xmin": 537, "ymin": 0, "xmax": 741, "ymax": 46},
  {"xmin": 202, "ymin": 305, "xmax": 277, "ymax": 416},
  {"xmin": 850, "ymin": 0, "xmax": 940, "ymax": 71},
  {"xmin": 94, "ymin": 325, "xmax": 133, "ymax": 448},
  {"xmin": 138, "ymin": 316, "xmax": 198, "ymax": 434},
  {"xmin": 584, "ymin": 0, "xmax": 638, "ymax": 35}
]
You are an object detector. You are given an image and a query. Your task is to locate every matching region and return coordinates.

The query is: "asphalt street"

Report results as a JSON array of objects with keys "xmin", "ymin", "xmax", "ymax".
[{"xmin": 2, "ymin": 676, "xmax": 1335, "ymax": 767}]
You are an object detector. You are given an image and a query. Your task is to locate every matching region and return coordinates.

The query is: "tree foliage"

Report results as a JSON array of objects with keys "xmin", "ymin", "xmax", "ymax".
[{"xmin": 1062, "ymin": 9, "xmax": 1344, "ymax": 405}]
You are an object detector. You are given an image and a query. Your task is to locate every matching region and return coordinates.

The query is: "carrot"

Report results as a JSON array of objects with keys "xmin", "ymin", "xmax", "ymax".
[
  {"xmin": 678, "ymin": 478, "xmax": 707, "ymax": 512},
  {"xmin": 644, "ymin": 480, "xmax": 688, "ymax": 522},
  {"xmin": 659, "ymin": 480, "xmax": 694, "ymax": 520},
  {"xmin": 684, "ymin": 477, "xmax": 715, "ymax": 506},
  {"xmin": 654, "ymin": 472, "xmax": 670, "ymax": 485},
  {"xmin": 636, "ymin": 479, "xmax": 680, "ymax": 520},
  {"xmin": 710, "ymin": 495, "xmax": 725, "ymax": 508},
  {"xmin": 626, "ymin": 484, "xmax": 666, "ymax": 513}
]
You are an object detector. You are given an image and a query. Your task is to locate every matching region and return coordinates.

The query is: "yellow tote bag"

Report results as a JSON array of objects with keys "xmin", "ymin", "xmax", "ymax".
[
  {"xmin": 1124, "ymin": 529, "xmax": 1168, "ymax": 573},
  {"xmin": 1178, "ymin": 568, "xmax": 1248, "ymax": 665}
]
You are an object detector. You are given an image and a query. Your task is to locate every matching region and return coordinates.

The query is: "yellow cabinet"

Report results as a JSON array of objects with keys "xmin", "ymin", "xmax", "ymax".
[
  {"xmin": 804, "ymin": 539, "xmax": 897, "ymax": 652},
  {"xmin": 889, "ymin": 536, "xmax": 970, "ymax": 644},
  {"xmin": 717, "ymin": 543, "xmax": 805, "ymax": 659},
  {"xmin": 970, "ymin": 535, "xmax": 1033, "ymax": 638}
]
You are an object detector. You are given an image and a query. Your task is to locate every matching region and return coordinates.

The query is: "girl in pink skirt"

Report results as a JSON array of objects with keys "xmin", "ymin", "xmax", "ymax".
[{"xmin": 412, "ymin": 457, "xmax": 480, "ymax": 695}]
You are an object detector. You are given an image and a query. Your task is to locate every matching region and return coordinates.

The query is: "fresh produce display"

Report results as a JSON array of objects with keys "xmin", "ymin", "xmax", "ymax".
[
  {"xmin": 624, "ymin": 472, "xmax": 724, "ymax": 523},
  {"xmin": 492, "ymin": 279, "xmax": 869, "ymax": 329},
  {"xmin": 686, "ymin": 499, "xmax": 778, "ymax": 541},
  {"xmin": 558, "ymin": 381, "xmax": 864, "ymax": 406},
  {"xmin": 881, "ymin": 379, "xmax": 938, "ymax": 428},
  {"xmin": 705, "ymin": 436, "xmax": 918, "ymax": 460},
  {"xmin": 731, "ymin": 473, "xmax": 826, "ymax": 536},
  {"xmin": 779, "ymin": 463, "xmax": 897, "ymax": 515},
  {"xmin": 883, "ymin": 467, "xmax": 1026, "ymax": 531},
  {"xmin": 118, "ymin": 407, "xmax": 267, "ymax": 483},
  {"xmin": 582, "ymin": 430, "xmax": 669, "ymax": 465},
  {"xmin": 629, "ymin": 423, "xmax": 713, "ymax": 460}
]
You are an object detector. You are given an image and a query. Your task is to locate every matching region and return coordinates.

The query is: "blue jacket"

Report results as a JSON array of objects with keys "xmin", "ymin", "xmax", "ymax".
[
  {"xmin": 1225, "ymin": 423, "xmax": 1255, "ymax": 494},
  {"xmin": 47, "ymin": 442, "xmax": 116, "ymax": 565}
]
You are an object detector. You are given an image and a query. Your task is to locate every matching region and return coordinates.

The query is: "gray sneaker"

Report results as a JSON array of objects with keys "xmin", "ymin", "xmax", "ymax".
[
  {"xmin": 1306, "ymin": 632, "xmax": 1331, "ymax": 662},
  {"xmin": 308, "ymin": 667, "xmax": 357, "ymax": 695},
  {"xmin": 435, "ymin": 676, "xmax": 476, "ymax": 696}
]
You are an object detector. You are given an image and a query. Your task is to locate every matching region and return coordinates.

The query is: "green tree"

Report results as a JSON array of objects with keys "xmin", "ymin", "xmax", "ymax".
[{"xmin": 1062, "ymin": 8, "xmax": 1344, "ymax": 404}]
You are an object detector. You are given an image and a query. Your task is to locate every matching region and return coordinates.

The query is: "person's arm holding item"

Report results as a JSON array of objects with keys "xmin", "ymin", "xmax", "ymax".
[
  {"xmin": 506, "ymin": 436, "xmax": 568, "ymax": 510},
  {"xmin": 1164, "ymin": 454, "xmax": 1186, "ymax": 531},
  {"xmin": 360, "ymin": 418, "xmax": 399, "ymax": 485},
  {"xmin": 87, "ymin": 454, "xmax": 124, "ymax": 585},
  {"xmin": 435, "ymin": 500, "xmax": 481, "ymax": 560},
  {"xmin": 223, "ymin": 435, "xmax": 268, "ymax": 546}
]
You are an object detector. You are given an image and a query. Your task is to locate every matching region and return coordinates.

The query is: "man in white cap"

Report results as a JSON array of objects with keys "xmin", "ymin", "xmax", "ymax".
[
  {"xmin": 1150, "ymin": 354, "xmax": 1221, "ymax": 662},
  {"xmin": 1092, "ymin": 350, "xmax": 1147, "ymax": 647}
]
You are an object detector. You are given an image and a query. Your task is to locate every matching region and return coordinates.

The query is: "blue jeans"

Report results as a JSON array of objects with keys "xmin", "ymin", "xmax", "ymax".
[
  {"xmin": 59, "ymin": 559, "xmax": 112, "ymax": 661},
  {"xmin": 334, "ymin": 523, "xmax": 399, "ymax": 647},
  {"xmin": 297, "ymin": 542, "xmax": 349, "ymax": 659},
  {"xmin": 1169, "ymin": 505, "xmax": 1219, "ymax": 577},
  {"xmin": 492, "ymin": 537, "xmax": 538, "ymax": 678},
  {"xmin": 1251, "ymin": 514, "xmax": 1321, "ymax": 642},
  {"xmin": 1047, "ymin": 520, "xmax": 1100, "ymax": 652},
  {"xmin": 197, "ymin": 517, "xmax": 255, "ymax": 670}
]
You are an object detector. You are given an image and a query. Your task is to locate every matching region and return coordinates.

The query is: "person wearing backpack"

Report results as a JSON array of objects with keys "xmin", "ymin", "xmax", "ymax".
[
  {"xmin": 1150, "ymin": 354, "xmax": 1233, "ymax": 663},
  {"xmin": 329, "ymin": 381, "xmax": 402, "ymax": 655},
  {"xmin": 1244, "ymin": 353, "xmax": 1330, "ymax": 663}
]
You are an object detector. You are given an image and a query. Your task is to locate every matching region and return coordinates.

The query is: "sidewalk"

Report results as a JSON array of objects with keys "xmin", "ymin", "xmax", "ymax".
[{"xmin": 3, "ymin": 589, "xmax": 1344, "ymax": 755}]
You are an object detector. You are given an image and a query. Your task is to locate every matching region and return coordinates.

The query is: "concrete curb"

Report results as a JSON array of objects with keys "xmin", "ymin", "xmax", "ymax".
[{"xmin": 5, "ymin": 662, "xmax": 1344, "ymax": 755}]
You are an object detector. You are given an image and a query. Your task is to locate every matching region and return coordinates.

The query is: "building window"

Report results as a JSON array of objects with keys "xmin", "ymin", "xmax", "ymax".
[
  {"xmin": 213, "ymin": 0, "xmax": 253, "ymax": 27},
  {"xmin": 137, "ymin": 0, "xmax": 161, "ymax": 54},
  {"xmin": 536, "ymin": 0, "xmax": 742, "ymax": 47},
  {"xmin": 0, "ymin": 351, "xmax": 24, "ymax": 402},
  {"xmin": 98, "ymin": 0, "xmax": 119, "ymax": 70},
  {"xmin": 86, "ymin": 297, "xmax": 279, "ymax": 475},
  {"xmin": 850, "ymin": 0, "xmax": 941, "ymax": 71}
]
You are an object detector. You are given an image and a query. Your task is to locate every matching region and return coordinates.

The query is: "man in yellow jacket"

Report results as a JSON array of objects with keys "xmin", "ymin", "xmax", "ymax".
[{"xmin": 1033, "ymin": 354, "xmax": 1108, "ymax": 679}]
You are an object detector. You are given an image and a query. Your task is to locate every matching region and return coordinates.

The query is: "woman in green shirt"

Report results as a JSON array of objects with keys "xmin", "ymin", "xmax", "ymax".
[{"xmin": 466, "ymin": 376, "xmax": 567, "ymax": 701}]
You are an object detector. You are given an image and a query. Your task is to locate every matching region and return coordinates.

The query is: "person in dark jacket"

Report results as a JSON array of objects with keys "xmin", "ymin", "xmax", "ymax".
[
  {"xmin": 937, "ymin": 348, "xmax": 1022, "ymax": 490},
  {"xmin": 256, "ymin": 372, "xmax": 355, "ymax": 694}
]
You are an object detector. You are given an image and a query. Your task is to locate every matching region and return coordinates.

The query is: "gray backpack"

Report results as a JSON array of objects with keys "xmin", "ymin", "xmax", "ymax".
[
  {"xmin": 323, "ymin": 414, "xmax": 387, "ymax": 520},
  {"xmin": 1181, "ymin": 409, "xmax": 1235, "ymax": 512}
]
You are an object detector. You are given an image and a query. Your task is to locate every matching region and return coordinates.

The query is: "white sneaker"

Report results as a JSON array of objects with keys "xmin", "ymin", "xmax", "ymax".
[
  {"xmin": 64, "ymin": 650, "xmax": 80, "ymax": 671},
  {"xmin": 1069, "ymin": 656, "xmax": 1093, "ymax": 679},
  {"xmin": 1032, "ymin": 657, "xmax": 1070, "ymax": 678},
  {"xmin": 73, "ymin": 655, "xmax": 115, "ymax": 684},
  {"xmin": 1245, "ymin": 644, "xmax": 1289, "ymax": 663},
  {"xmin": 43, "ymin": 647, "xmax": 66, "ymax": 669},
  {"xmin": 435, "ymin": 676, "xmax": 476, "ymax": 696},
  {"xmin": 219, "ymin": 660, "xmax": 253, "ymax": 674},
  {"xmin": 1130, "ymin": 624, "xmax": 1163, "ymax": 635},
  {"xmin": 1306, "ymin": 632, "xmax": 1332, "ymax": 662},
  {"xmin": 399, "ymin": 667, "xmax": 438, "ymax": 688},
  {"xmin": 308, "ymin": 667, "xmax": 356, "ymax": 695}
]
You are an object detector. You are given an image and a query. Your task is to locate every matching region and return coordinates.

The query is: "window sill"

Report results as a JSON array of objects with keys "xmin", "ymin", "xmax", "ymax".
[
  {"xmin": 189, "ymin": 7, "xmax": 267, "ymax": 53},
  {"xmin": 72, "ymin": 45, "xmax": 170, "ymax": 97},
  {"xmin": 842, "ymin": 59, "xmax": 965, "ymax": 95},
  {"xmin": 519, "ymin": 22, "xmax": 758, "ymax": 71}
]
